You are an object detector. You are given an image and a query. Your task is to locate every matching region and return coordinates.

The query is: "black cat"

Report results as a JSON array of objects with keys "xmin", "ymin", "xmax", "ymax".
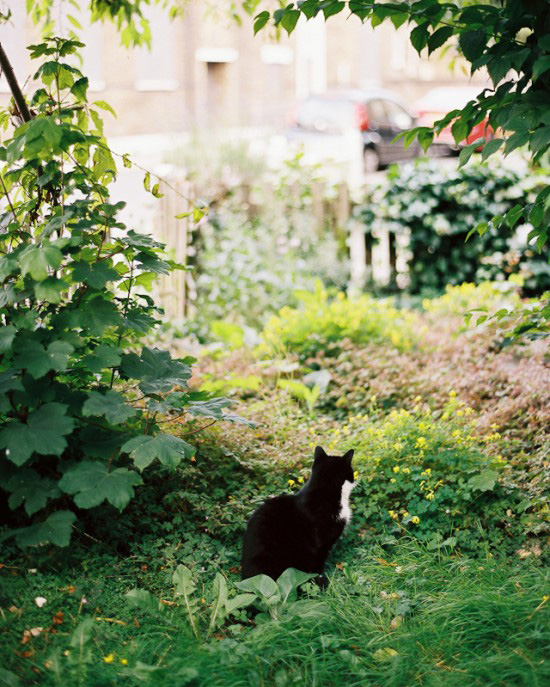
[{"xmin": 241, "ymin": 446, "xmax": 355, "ymax": 585}]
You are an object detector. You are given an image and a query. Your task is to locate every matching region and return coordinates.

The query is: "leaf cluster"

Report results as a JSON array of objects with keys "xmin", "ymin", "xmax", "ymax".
[{"xmin": 0, "ymin": 38, "xmax": 249, "ymax": 549}]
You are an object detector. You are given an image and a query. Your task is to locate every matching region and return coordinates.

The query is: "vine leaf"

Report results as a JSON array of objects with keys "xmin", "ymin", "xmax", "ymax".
[
  {"xmin": 0, "ymin": 403, "xmax": 74, "ymax": 466},
  {"xmin": 120, "ymin": 347, "xmax": 193, "ymax": 394},
  {"xmin": 59, "ymin": 461, "xmax": 142, "ymax": 510},
  {"xmin": 82, "ymin": 390, "xmax": 138, "ymax": 424},
  {"xmin": 13, "ymin": 510, "xmax": 76, "ymax": 548},
  {"xmin": 13, "ymin": 339, "xmax": 74, "ymax": 379},
  {"xmin": 5, "ymin": 468, "xmax": 61, "ymax": 516},
  {"xmin": 122, "ymin": 433, "xmax": 195, "ymax": 471}
]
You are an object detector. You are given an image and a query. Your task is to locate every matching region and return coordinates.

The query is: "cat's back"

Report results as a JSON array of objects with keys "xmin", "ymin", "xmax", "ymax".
[{"xmin": 244, "ymin": 493, "xmax": 307, "ymax": 536}]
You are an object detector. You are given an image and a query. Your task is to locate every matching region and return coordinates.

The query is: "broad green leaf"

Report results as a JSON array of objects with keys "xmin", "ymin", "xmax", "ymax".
[
  {"xmin": 253, "ymin": 11, "xmax": 269, "ymax": 34},
  {"xmin": 73, "ymin": 296, "xmax": 120, "ymax": 335},
  {"xmin": 59, "ymin": 460, "xmax": 142, "ymax": 510},
  {"xmin": 19, "ymin": 244, "xmax": 63, "ymax": 281},
  {"xmin": 81, "ymin": 344, "xmax": 122, "ymax": 373},
  {"xmin": 451, "ymin": 119, "xmax": 469, "ymax": 144},
  {"xmin": 532, "ymin": 56, "xmax": 550, "ymax": 81},
  {"xmin": 277, "ymin": 568, "xmax": 316, "ymax": 604},
  {"xmin": 72, "ymin": 261, "xmax": 120, "ymax": 289},
  {"xmin": 468, "ymin": 469, "xmax": 499, "ymax": 492},
  {"xmin": 0, "ymin": 325, "xmax": 16, "ymax": 352},
  {"xmin": 173, "ymin": 564, "xmax": 196, "ymax": 597},
  {"xmin": 209, "ymin": 573, "xmax": 228, "ymax": 633},
  {"xmin": 224, "ymin": 593, "xmax": 256, "ymax": 615},
  {"xmin": 126, "ymin": 588, "xmax": 164, "ymax": 613},
  {"xmin": 69, "ymin": 618, "xmax": 95, "ymax": 651},
  {"xmin": 0, "ymin": 403, "xmax": 74, "ymax": 466},
  {"xmin": 530, "ymin": 125, "xmax": 550, "ymax": 154},
  {"xmin": 13, "ymin": 339, "xmax": 73, "ymax": 378},
  {"xmin": 323, "ymin": 2, "xmax": 345, "ymax": 19},
  {"xmin": 428, "ymin": 26, "xmax": 453, "ymax": 55},
  {"xmin": 71, "ymin": 76, "xmax": 88, "ymax": 101},
  {"xmin": 410, "ymin": 22, "xmax": 430, "ymax": 54},
  {"xmin": 93, "ymin": 100, "xmax": 117, "ymax": 117},
  {"xmin": 236, "ymin": 574, "xmax": 280, "ymax": 602},
  {"xmin": 459, "ymin": 29, "xmax": 486, "ymax": 62},
  {"xmin": 504, "ymin": 204, "xmax": 524, "ymax": 228},
  {"xmin": 14, "ymin": 510, "xmax": 76, "ymax": 547},
  {"xmin": 481, "ymin": 137, "xmax": 504, "ymax": 160},
  {"xmin": 6, "ymin": 468, "xmax": 61, "ymax": 516},
  {"xmin": 34, "ymin": 276, "xmax": 68, "ymax": 303},
  {"xmin": 120, "ymin": 347, "xmax": 192, "ymax": 394},
  {"xmin": 122, "ymin": 433, "xmax": 195, "ymax": 471},
  {"xmin": 280, "ymin": 9, "xmax": 300, "ymax": 34},
  {"xmin": 458, "ymin": 140, "xmax": 481, "ymax": 166},
  {"xmin": 82, "ymin": 390, "xmax": 138, "ymax": 424}
]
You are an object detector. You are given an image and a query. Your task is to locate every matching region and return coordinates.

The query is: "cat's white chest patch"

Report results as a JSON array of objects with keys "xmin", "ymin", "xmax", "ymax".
[{"xmin": 339, "ymin": 480, "xmax": 355, "ymax": 523}]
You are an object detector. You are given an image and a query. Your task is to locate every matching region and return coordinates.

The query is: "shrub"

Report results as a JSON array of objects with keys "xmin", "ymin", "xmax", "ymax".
[
  {"xmin": 261, "ymin": 282, "xmax": 421, "ymax": 359},
  {"xmin": 422, "ymin": 278, "xmax": 522, "ymax": 318},
  {"xmin": 181, "ymin": 155, "xmax": 349, "ymax": 337},
  {"xmin": 0, "ymin": 39, "xmax": 249, "ymax": 549},
  {"xmin": 338, "ymin": 397, "xmax": 526, "ymax": 555},
  {"xmin": 362, "ymin": 160, "xmax": 550, "ymax": 295}
]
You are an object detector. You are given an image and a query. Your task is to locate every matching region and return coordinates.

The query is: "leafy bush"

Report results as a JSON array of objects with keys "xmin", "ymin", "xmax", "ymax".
[
  {"xmin": 363, "ymin": 160, "xmax": 550, "ymax": 295},
  {"xmin": 422, "ymin": 278, "xmax": 522, "ymax": 318},
  {"xmin": 0, "ymin": 38, "xmax": 248, "ymax": 549},
  {"xmin": 337, "ymin": 397, "xmax": 526, "ymax": 556},
  {"xmin": 182, "ymin": 155, "xmax": 349, "ymax": 336},
  {"xmin": 261, "ymin": 282, "xmax": 421, "ymax": 359}
]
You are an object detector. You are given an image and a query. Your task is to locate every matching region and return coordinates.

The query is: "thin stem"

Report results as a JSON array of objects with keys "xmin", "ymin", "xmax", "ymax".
[{"xmin": 182, "ymin": 419, "xmax": 218, "ymax": 436}]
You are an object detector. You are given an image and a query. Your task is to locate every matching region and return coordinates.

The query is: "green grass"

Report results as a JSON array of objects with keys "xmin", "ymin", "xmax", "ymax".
[{"xmin": 1, "ymin": 540, "xmax": 548, "ymax": 687}]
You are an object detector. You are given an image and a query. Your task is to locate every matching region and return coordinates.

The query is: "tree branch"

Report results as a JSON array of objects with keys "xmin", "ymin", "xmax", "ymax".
[{"xmin": 0, "ymin": 41, "xmax": 32, "ymax": 122}]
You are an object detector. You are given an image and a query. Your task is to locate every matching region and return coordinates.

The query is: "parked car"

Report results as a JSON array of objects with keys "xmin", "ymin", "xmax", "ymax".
[
  {"xmin": 414, "ymin": 86, "xmax": 493, "ymax": 156},
  {"xmin": 286, "ymin": 90, "xmax": 419, "ymax": 172}
]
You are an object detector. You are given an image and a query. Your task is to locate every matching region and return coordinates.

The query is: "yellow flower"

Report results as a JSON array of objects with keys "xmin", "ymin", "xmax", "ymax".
[
  {"xmin": 411, "ymin": 516, "xmax": 420, "ymax": 525},
  {"xmin": 415, "ymin": 437, "xmax": 427, "ymax": 448},
  {"xmin": 422, "ymin": 468, "xmax": 431, "ymax": 476},
  {"xmin": 393, "ymin": 442, "xmax": 403, "ymax": 451},
  {"xmin": 393, "ymin": 466, "xmax": 400, "ymax": 473},
  {"xmin": 298, "ymin": 476, "xmax": 304, "ymax": 483},
  {"xmin": 103, "ymin": 654, "xmax": 115, "ymax": 664},
  {"xmin": 456, "ymin": 410, "xmax": 464, "ymax": 417},
  {"xmin": 402, "ymin": 467, "xmax": 411, "ymax": 474},
  {"xmin": 390, "ymin": 478, "xmax": 397, "ymax": 483},
  {"xmin": 465, "ymin": 407, "xmax": 474, "ymax": 415},
  {"xmin": 288, "ymin": 479, "xmax": 295, "ymax": 486},
  {"xmin": 414, "ymin": 396, "xmax": 422, "ymax": 403},
  {"xmin": 353, "ymin": 471, "xmax": 359, "ymax": 480},
  {"xmin": 426, "ymin": 492, "xmax": 435, "ymax": 500},
  {"xmin": 309, "ymin": 427, "xmax": 315, "ymax": 435},
  {"xmin": 120, "ymin": 659, "xmax": 128, "ymax": 666},
  {"xmin": 402, "ymin": 511, "xmax": 409, "ymax": 518},
  {"xmin": 449, "ymin": 389, "xmax": 457, "ymax": 398},
  {"xmin": 388, "ymin": 510, "xmax": 398, "ymax": 520}
]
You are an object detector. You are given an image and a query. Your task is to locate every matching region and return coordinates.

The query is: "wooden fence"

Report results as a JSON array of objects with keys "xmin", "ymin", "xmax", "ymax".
[{"xmin": 152, "ymin": 177, "xmax": 401, "ymax": 321}]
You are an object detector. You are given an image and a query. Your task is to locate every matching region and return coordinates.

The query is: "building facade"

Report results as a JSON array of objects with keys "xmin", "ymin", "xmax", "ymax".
[{"xmin": 0, "ymin": 1, "xmax": 487, "ymax": 137}]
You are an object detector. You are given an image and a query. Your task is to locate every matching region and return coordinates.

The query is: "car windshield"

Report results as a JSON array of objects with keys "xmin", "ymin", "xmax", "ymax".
[{"xmin": 296, "ymin": 98, "xmax": 357, "ymax": 132}]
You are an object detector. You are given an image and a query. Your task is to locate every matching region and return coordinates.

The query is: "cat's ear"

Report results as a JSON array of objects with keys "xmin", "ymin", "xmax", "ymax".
[
  {"xmin": 314, "ymin": 446, "xmax": 328, "ymax": 462},
  {"xmin": 342, "ymin": 449, "xmax": 354, "ymax": 464}
]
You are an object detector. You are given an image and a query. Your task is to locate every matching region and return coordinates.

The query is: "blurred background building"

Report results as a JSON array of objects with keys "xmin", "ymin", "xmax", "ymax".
[{"xmin": 0, "ymin": 0, "xmax": 487, "ymax": 137}]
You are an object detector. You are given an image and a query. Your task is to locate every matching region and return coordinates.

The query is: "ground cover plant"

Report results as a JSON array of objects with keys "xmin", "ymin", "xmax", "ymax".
[{"xmin": 2, "ymin": 276, "xmax": 548, "ymax": 686}]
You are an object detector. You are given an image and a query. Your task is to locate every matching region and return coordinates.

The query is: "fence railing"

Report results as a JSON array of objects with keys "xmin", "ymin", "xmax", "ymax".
[{"xmin": 152, "ymin": 176, "xmax": 401, "ymax": 321}]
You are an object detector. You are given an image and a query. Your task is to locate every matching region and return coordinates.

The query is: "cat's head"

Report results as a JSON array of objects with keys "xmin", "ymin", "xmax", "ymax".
[{"xmin": 312, "ymin": 445, "xmax": 355, "ymax": 485}]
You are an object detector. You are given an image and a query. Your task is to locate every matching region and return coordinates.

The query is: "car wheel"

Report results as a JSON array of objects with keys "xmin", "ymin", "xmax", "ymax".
[{"xmin": 363, "ymin": 147, "xmax": 380, "ymax": 173}]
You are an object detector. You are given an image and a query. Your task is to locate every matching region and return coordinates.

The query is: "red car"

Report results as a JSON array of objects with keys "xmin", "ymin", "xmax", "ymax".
[{"xmin": 414, "ymin": 87, "xmax": 493, "ymax": 155}]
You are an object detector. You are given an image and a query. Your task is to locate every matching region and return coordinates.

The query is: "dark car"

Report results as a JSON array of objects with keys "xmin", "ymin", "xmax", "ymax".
[{"xmin": 288, "ymin": 89, "xmax": 419, "ymax": 172}]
